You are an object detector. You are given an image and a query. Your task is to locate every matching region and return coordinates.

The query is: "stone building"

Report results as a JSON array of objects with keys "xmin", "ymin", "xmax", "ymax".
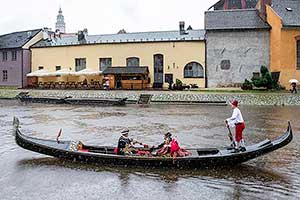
[
  {"xmin": 205, "ymin": 9, "xmax": 270, "ymax": 87},
  {"xmin": 0, "ymin": 29, "xmax": 43, "ymax": 88}
]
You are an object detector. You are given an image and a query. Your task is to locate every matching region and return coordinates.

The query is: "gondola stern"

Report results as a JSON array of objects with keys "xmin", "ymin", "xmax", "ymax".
[
  {"xmin": 287, "ymin": 121, "xmax": 293, "ymax": 143},
  {"xmin": 12, "ymin": 116, "xmax": 20, "ymax": 136},
  {"xmin": 287, "ymin": 121, "xmax": 292, "ymax": 135}
]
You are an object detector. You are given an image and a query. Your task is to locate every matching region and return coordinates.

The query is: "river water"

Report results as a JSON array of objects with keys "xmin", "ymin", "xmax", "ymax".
[{"xmin": 0, "ymin": 100, "xmax": 299, "ymax": 200}]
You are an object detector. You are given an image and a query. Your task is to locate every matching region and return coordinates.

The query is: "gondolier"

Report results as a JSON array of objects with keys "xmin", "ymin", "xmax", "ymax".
[{"xmin": 225, "ymin": 100, "xmax": 246, "ymax": 151}]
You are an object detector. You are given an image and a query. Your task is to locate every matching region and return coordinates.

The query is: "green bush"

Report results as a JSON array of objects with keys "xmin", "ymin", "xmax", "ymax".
[
  {"xmin": 251, "ymin": 66, "xmax": 279, "ymax": 89},
  {"xmin": 175, "ymin": 79, "xmax": 183, "ymax": 86},
  {"xmin": 241, "ymin": 79, "xmax": 253, "ymax": 90}
]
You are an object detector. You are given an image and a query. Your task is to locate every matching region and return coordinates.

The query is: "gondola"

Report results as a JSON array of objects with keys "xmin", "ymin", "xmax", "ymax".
[
  {"xmin": 64, "ymin": 97, "xmax": 127, "ymax": 106},
  {"xmin": 15, "ymin": 92, "xmax": 127, "ymax": 106},
  {"xmin": 13, "ymin": 117, "xmax": 293, "ymax": 168}
]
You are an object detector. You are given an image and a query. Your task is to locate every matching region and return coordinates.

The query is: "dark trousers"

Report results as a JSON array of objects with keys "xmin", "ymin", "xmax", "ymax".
[{"xmin": 290, "ymin": 87, "xmax": 297, "ymax": 93}]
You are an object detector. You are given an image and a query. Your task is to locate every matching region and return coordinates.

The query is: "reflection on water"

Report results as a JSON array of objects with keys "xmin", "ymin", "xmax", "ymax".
[
  {"xmin": 18, "ymin": 157, "xmax": 289, "ymax": 184},
  {"xmin": 0, "ymin": 100, "xmax": 300, "ymax": 200}
]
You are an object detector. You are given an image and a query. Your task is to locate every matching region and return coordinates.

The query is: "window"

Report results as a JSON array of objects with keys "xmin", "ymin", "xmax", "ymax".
[
  {"xmin": 183, "ymin": 62, "xmax": 204, "ymax": 78},
  {"xmin": 220, "ymin": 60, "xmax": 231, "ymax": 70},
  {"xmin": 228, "ymin": 0, "xmax": 242, "ymax": 9},
  {"xmin": 56, "ymin": 66, "xmax": 61, "ymax": 71},
  {"xmin": 126, "ymin": 57, "xmax": 140, "ymax": 67},
  {"xmin": 99, "ymin": 58, "xmax": 112, "ymax": 71},
  {"xmin": 12, "ymin": 51, "xmax": 17, "ymax": 61},
  {"xmin": 2, "ymin": 70, "xmax": 8, "ymax": 82},
  {"xmin": 38, "ymin": 66, "xmax": 44, "ymax": 70},
  {"xmin": 297, "ymin": 40, "xmax": 300, "ymax": 70},
  {"xmin": 165, "ymin": 74, "xmax": 173, "ymax": 83},
  {"xmin": 2, "ymin": 52, "xmax": 7, "ymax": 61},
  {"xmin": 75, "ymin": 58, "xmax": 86, "ymax": 72}
]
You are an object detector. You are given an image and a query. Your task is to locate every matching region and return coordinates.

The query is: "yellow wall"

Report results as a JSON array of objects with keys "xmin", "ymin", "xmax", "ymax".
[
  {"xmin": 31, "ymin": 41, "xmax": 206, "ymax": 88},
  {"xmin": 267, "ymin": 6, "xmax": 300, "ymax": 88}
]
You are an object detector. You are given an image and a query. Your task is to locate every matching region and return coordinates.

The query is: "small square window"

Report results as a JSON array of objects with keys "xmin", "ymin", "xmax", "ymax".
[
  {"xmin": 38, "ymin": 66, "xmax": 44, "ymax": 70},
  {"xmin": 220, "ymin": 60, "xmax": 231, "ymax": 70},
  {"xmin": 56, "ymin": 66, "xmax": 61, "ymax": 71}
]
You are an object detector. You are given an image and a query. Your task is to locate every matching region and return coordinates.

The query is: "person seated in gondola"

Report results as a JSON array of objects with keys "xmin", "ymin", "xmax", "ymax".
[
  {"xmin": 156, "ymin": 136, "xmax": 172, "ymax": 156},
  {"xmin": 77, "ymin": 141, "xmax": 89, "ymax": 152},
  {"xmin": 153, "ymin": 132, "xmax": 172, "ymax": 149},
  {"xmin": 155, "ymin": 132, "xmax": 191, "ymax": 158},
  {"xmin": 116, "ymin": 129, "xmax": 144, "ymax": 155},
  {"xmin": 169, "ymin": 136, "xmax": 191, "ymax": 159},
  {"xmin": 151, "ymin": 132, "xmax": 172, "ymax": 156}
]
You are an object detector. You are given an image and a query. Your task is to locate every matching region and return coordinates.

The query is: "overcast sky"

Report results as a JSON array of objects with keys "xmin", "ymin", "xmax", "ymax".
[{"xmin": 0, "ymin": 0, "xmax": 217, "ymax": 35}]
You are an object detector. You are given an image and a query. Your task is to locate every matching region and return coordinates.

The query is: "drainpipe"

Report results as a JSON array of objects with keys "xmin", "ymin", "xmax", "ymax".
[
  {"xmin": 204, "ymin": 32, "xmax": 208, "ymax": 88},
  {"xmin": 241, "ymin": 0, "xmax": 246, "ymax": 9},
  {"xmin": 21, "ymin": 49, "xmax": 24, "ymax": 88},
  {"xmin": 224, "ymin": 0, "xmax": 229, "ymax": 10}
]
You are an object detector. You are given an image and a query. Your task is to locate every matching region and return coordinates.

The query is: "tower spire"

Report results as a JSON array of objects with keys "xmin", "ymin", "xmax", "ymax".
[{"xmin": 55, "ymin": 7, "xmax": 66, "ymax": 33}]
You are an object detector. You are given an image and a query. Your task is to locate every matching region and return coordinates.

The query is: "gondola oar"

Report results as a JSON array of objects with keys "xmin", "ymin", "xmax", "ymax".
[
  {"xmin": 56, "ymin": 128, "xmax": 62, "ymax": 143},
  {"xmin": 226, "ymin": 121, "xmax": 236, "ymax": 148}
]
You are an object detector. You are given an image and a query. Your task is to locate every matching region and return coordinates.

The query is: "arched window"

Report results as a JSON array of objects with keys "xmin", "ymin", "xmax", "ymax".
[
  {"xmin": 184, "ymin": 62, "xmax": 204, "ymax": 78},
  {"xmin": 126, "ymin": 57, "xmax": 140, "ymax": 67}
]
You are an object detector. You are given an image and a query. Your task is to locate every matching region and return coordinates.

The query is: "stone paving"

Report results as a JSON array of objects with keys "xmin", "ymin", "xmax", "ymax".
[{"xmin": 1, "ymin": 89, "xmax": 300, "ymax": 106}]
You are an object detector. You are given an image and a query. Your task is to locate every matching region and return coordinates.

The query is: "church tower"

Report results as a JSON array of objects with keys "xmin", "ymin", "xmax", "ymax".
[{"xmin": 55, "ymin": 7, "xmax": 66, "ymax": 33}]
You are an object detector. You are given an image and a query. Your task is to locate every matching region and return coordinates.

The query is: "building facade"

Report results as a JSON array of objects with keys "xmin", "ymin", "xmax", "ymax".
[
  {"xmin": 205, "ymin": 9, "xmax": 270, "ymax": 87},
  {"xmin": 30, "ymin": 24, "xmax": 206, "ymax": 89},
  {"xmin": 0, "ymin": 29, "xmax": 43, "ymax": 88},
  {"xmin": 266, "ymin": 0, "xmax": 300, "ymax": 89}
]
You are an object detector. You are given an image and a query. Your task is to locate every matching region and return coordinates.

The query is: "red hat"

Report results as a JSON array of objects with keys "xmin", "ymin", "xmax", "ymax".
[{"xmin": 231, "ymin": 100, "xmax": 238, "ymax": 107}]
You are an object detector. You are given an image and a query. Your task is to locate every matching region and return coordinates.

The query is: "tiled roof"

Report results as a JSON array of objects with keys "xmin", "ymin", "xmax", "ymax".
[
  {"xmin": 271, "ymin": 0, "xmax": 300, "ymax": 27},
  {"xmin": 102, "ymin": 66, "xmax": 149, "ymax": 75},
  {"xmin": 205, "ymin": 9, "xmax": 270, "ymax": 30},
  {"xmin": 32, "ymin": 29, "xmax": 205, "ymax": 48},
  {"xmin": 0, "ymin": 29, "xmax": 41, "ymax": 49}
]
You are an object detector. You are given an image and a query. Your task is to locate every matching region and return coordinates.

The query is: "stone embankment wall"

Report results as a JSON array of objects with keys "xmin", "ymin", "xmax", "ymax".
[{"xmin": 1, "ymin": 89, "xmax": 300, "ymax": 106}]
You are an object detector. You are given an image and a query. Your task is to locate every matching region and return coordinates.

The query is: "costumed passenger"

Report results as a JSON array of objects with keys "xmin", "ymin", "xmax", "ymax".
[
  {"xmin": 156, "ymin": 132, "xmax": 172, "ymax": 156},
  {"xmin": 155, "ymin": 132, "xmax": 191, "ymax": 158},
  {"xmin": 169, "ymin": 136, "xmax": 191, "ymax": 159},
  {"xmin": 116, "ymin": 129, "xmax": 144, "ymax": 155},
  {"xmin": 225, "ymin": 100, "xmax": 246, "ymax": 151}
]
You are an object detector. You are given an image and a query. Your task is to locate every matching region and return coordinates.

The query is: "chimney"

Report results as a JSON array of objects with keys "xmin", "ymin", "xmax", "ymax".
[
  {"xmin": 83, "ymin": 28, "xmax": 88, "ymax": 38},
  {"xmin": 43, "ymin": 27, "xmax": 49, "ymax": 40},
  {"xmin": 55, "ymin": 29, "xmax": 61, "ymax": 39},
  {"xmin": 257, "ymin": 0, "xmax": 272, "ymax": 21},
  {"xmin": 179, "ymin": 21, "xmax": 186, "ymax": 35},
  {"xmin": 78, "ymin": 30, "xmax": 86, "ymax": 43}
]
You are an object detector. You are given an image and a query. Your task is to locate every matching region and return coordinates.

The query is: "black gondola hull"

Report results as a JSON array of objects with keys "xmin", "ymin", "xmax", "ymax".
[{"xmin": 13, "ymin": 117, "xmax": 293, "ymax": 168}]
